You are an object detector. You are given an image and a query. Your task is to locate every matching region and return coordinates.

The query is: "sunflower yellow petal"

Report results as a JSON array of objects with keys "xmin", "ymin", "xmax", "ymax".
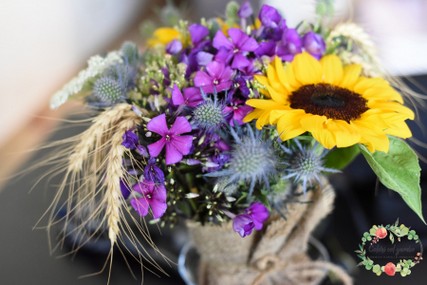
[
  {"xmin": 266, "ymin": 62, "xmax": 285, "ymax": 92},
  {"xmin": 266, "ymin": 85, "xmax": 288, "ymax": 105},
  {"xmin": 269, "ymin": 110, "xmax": 288, "ymax": 124},
  {"xmin": 320, "ymin": 55, "xmax": 343, "ymax": 85},
  {"xmin": 384, "ymin": 122, "xmax": 413, "ymax": 138},
  {"xmin": 245, "ymin": 99, "xmax": 286, "ymax": 110},
  {"xmin": 327, "ymin": 120, "xmax": 361, "ymax": 148},
  {"xmin": 340, "ymin": 64, "xmax": 362, "ymax": 89},
  {"xmin": 243, "ymin": 108, "xmax": 264, "ymax": 123},
  {"xmin": 273, "ymin": 57, "xmax": 296, "ymax": 93},
  {"xmin": 299, "ymin": 115, "xmax": 336, "ymax": 148},
  {"xmin": 292, "ymin": 52, "xmax": 322, "ymax": 85},
  {"xmin": 362, "ymin": 86, "xmax": 404, "ymax": 103},
  {"xmin": 352, "ymin": 119, "xmax": 390, "ymax": 152},
  {"xmin": 368, "ymin": 101, "xmax": 415, "ymax": 118},
  {"xmin": 276, "ymin": 110, "xmax": 306, "ymax": 140},
  {"xmin": 256, "ymin": 111, "xmax": 271, "ymax": 129}
]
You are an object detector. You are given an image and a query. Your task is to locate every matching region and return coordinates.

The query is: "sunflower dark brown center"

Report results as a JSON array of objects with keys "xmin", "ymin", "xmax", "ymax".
[{"xmin": 289, "ymin": 83, "xmax": 368, "ymax": 122}]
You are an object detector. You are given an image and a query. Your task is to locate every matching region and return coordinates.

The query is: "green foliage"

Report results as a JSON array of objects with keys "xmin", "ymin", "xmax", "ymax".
[
  {"xmin": 324, "ymin": 145, "xmax": 360, "ymax": 170},
  {"xmin": 225, "ymin": 1, "xmax": 240, "ymax": 27},
  {"xmin": 359, "ymin": 138, "xmax": 424, "ymax": 223},
  {"xmin": 315, "ymin": 0, "xmax": 335, "ymax": 18}
]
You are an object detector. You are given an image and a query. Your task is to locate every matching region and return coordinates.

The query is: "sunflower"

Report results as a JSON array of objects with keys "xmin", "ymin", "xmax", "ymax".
[{"xmin": 244, "ymin": 52, "xmax": 414, "ymax": 152}]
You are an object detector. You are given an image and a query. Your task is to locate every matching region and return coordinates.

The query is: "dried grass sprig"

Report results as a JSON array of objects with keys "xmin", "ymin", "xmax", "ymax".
[{"xmin": 40, "ymin": 103, "xmax": 170, "ymax": 282}]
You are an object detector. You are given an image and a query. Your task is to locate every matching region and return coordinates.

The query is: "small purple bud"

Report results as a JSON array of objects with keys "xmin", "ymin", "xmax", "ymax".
[
  {"xmin": 122, "ymin": 130, "xmax": 139, "ymax": 150},
  {"xmin": 246, "ymin": 202, "xmax": 269, "ymax": 230},
  {"xmin": 303, "ymin": 32, "xmax": 326, "ymax": 59},
  {"xmin": 238, "ymin": 1, "xmax": 253, "ymax": 18},
  {"xmin": 166, "ymin": 39, "xmax": 183, "ymax": 54},
  {"xmin": 233, "ymin": 214, "xmax": 255, "ymax": 237},
  {"xmin": 259, "ymin": 5, "xmax": 282, "ymax": 28}
]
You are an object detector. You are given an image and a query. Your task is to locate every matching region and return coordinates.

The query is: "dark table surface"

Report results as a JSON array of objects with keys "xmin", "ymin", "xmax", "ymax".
[{"xmin": 1, "ymin": 76, "xmax": 427, "ymax": 285}]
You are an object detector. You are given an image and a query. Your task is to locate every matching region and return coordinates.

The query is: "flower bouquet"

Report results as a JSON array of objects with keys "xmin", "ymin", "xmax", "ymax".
[{"xmin": 46, "ymin": 1, "xmax": 422, "ymax": 284}]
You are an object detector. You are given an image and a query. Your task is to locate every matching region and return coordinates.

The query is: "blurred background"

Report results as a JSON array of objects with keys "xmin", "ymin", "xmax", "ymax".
[{"xmin": 0, "ymin": 0, "xmax": 426, "ymax": 284}]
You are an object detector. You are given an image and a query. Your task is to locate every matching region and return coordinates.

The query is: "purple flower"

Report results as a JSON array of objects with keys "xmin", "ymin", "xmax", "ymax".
[
  {"xmin": 122, "ymin": 130, "xmax": 139, "ymax": 150},
  {"xmin": 303, "ymin": 32, "xmax": 326, "ymax": 59},
  {"xmin": 166, "ymin": 39, "xmax": 183, "ymax": 54},
  {"xmin": 238, "ymin": 1, "xmax": 253, "ymax": 18},
  {"xmin": 213, "ymin": 28, "xmax": 259, "ymax": 69},
  {"xmin": 233, "ymin": 214, "xmax": 255, "ymax": 237},
  {"xmin": 194, "ymin": 61, "xmax": 233, "ymax": 93},
  {"xmin": 259, "ymin": 5, "xmax": 282, "ymax": 29},
  {"xmin": 233, "ymin": 202, "xmax": 269, "ymax": 237},
  {"xmin": 246, "ymin": 202, "xmax": 269, "ymax": 230},
  {"xmin": 277, "ymin": 28, "xmax": 302, "ymax": 61},
  {"xmin": 144, "ymin": 158, "xmax": 165, "ymax": 183},
  {"xmin": 254, "ymin": 41, "xmax": 276, "ymax": 57},
  {"xmin": 224, "ymin": 103, "xmax": 253, "ymax": 126},
  {"xmin": 171, "ymin": 85, "xmax": 203, "ymax": 108},
  {"xmin": 189, "ymin": 24, "xmax": 209, "ymax": 47},
  {"xmin": 258, "ymin": 5, "xmax": 287, "ymax": 41},
  {"xmin": 147, "ymin": 114, "xmax": 193, "ymax": 165},
  {"xmin": 131, "ymin": 181, "xmax": 167, "ymax": 219},
  {"xmin": 196, "ymin": 51, "xmax": 214, "ymax": 66}
]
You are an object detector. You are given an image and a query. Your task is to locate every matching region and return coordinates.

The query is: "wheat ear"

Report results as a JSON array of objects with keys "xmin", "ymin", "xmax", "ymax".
[{"xmin": 327, "ymin": 22, "xmax": 382, "ymax": 77}]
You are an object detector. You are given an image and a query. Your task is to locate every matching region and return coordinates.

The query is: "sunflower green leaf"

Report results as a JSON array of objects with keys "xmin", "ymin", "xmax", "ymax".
[{"xmin": 359, "ymin": 137, "xmax": 424, "ymax": 223}]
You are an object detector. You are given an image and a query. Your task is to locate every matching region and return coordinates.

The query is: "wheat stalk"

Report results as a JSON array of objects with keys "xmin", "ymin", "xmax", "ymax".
[
  {"xmin": 103, "ymin": 113, "xmax": 139, "ymax": 245},
  {"xmin": 68, "ymin": 103, "xmax": 133, "ymax": 172},
  {"xmin": 327, "ymin": 22, "xmax": 382, "ymax": 77}
]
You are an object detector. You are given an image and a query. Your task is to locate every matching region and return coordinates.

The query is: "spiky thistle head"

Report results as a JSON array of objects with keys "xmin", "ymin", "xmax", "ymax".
[
  {"xmin": 192, "ymin": 97, "xmax": 225, "ymax": 131},
  {"xmin": 93, "ymin": 76, "xmax": 124, "ymax": 104},
  {"xmin": 281, "ymin": 140, "xmax": 339, "ymax": 192},
  {"xmin": 207, "ymin": 126, "xmax": 278, "ymax": 196}
]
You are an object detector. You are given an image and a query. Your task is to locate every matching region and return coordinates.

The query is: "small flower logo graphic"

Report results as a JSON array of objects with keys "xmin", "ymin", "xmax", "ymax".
[{"xmin": 356, "ymin": 220, "xmax": 423, "ymax": 277}]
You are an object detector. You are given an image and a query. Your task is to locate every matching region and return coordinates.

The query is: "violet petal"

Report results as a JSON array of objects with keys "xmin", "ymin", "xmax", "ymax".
[
  {"xmin": 147, "ymin": 114, "xmax": 168, "ymax": 135},
  {"xmin": 233, "ymin": 214, "xmax": 255, "ymax": 237},
  {"xmin": 165, "ymin": 142, "xmax": 184, "ymax": 165},
  {"xmin": 131, "ymin": 197, "xmax": 150, "ymax": 217},
  {"xmin": 147, "ymin": 137, "xmax": 166, "ymax": 158},
  {"xmin": 169, "ymin": 116, "xmax": 192, "ymax": 134}
]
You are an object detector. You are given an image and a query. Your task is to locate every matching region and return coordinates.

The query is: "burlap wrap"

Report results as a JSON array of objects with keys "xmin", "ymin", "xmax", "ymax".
[{"xmin": 186, "ymin": 178, "xmax": 353, "ymax": 285}]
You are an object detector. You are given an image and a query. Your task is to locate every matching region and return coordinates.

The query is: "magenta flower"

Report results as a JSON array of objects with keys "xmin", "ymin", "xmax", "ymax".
[
  {"xmin": 171, "ymin": 84, "xmax": 203, "ymax": 108},
  {"xmin": 131, "ymin": 181, "xmax": 167, "ymax": 219},
  {"xmin": 233, "ymin": 202, "xmax": 269, "ymax": 237},
  {"xmin": 224, "ymin": 103, "xmax": 253, "ymax": 126},
  {"xmin": 213, "ymin": 28, "xmax": 259, "ymax": 69},
  {"xmin": 147, "ymin": 114, "xmax": 193, "ymax": 165},
  {"xmin": 194, "ymin": 61, "xmax": 233, "ymax": 93}
]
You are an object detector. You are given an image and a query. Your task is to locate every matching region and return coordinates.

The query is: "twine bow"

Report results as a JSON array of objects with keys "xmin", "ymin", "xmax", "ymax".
[{"xmin": 252, "ymin": 255, "xmax": 353, "ymax": 285}]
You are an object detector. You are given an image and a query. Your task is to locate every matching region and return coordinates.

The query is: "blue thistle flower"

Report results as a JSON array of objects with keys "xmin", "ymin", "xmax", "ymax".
[
  {"xmin": 192, "ymin": 95, "xmax": 226, "ymax": 131},
  {"xmin": 281, "ymin": 140, "xmax": 339, "ymax": 192},
  {"xmin": 93, "ymin": 76, "xmax": 124, "ymax": 104},
  {"xmin": 120, "ymin": 41, "xmax": 140, "ymax": 66},
  {"xmin": 206, "ymin": 126, "xmax": 278, "ymax": 196}
]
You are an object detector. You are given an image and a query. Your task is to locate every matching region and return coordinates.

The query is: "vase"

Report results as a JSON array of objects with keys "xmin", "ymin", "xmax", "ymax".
[{"xmin": 181, "ymin": 178, "xmax": 353, "ymax": 285}]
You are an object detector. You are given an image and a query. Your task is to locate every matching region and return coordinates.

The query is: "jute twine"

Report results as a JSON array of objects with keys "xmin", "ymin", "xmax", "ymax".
[{"xmin": 186, "ymin": 178, "xmax": 353, "ymax": 285}]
